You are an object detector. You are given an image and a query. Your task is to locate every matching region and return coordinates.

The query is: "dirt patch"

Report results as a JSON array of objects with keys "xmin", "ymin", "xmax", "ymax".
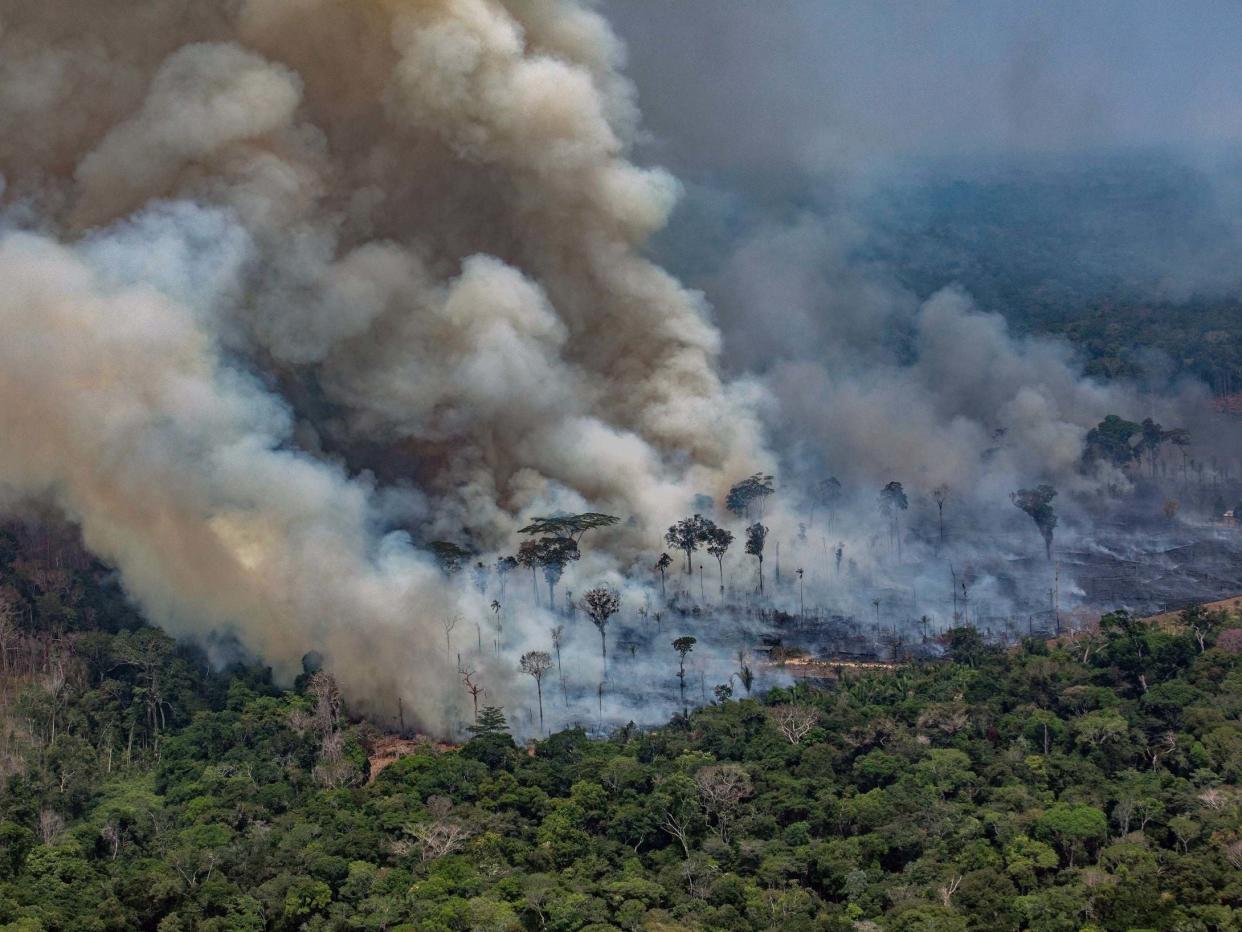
[
  {"xmin": 773, "ymin": 657, "xmax": 907, "ymax": 680},
  {"xmin": 1141, "ymin": 595, "xmax": 1242, "ymax": 628},
  {"xmin": 1213, "ymin": 393, "xmax": 1242, "ymax": 417}
]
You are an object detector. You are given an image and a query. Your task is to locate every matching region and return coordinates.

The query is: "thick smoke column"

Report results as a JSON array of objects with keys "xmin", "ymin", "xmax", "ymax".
[{"xmin": 0, "ymin": 0, "xmax": 769, "ymax": 731}]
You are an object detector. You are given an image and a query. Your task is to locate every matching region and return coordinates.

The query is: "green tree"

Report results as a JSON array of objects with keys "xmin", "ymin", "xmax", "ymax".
[
  {"xmin": 664, "ymin": 515, "xmax": 711, "ymax": 575},
  {"xmin": 726, "ymin": 473, "xmax": 775, "ymax": 520},
  {"xmin": 428, "ymin": 541, "xmax": 472, "ymax": 577},
  {"xmin": 1083, "ymin": 414, "xmax": 1143, "ymax": 468},
  {"xmin": 469, "ymin": 706, "xmax": 509, "ymax": 736},
  {"xmin": 518, "ymin": 513, "xmax": 620, "ymax": 543},
  {"xmin": 878, "ymin": 481, "xmax": 909, "ymax": 556},
  {"xmin": 1011, "ymin": 484, "xmax": 1058, "ymax": 559},
  {"xmin": 1036, "ymin": 803, "xmax": 1108, "ymax": 866}
]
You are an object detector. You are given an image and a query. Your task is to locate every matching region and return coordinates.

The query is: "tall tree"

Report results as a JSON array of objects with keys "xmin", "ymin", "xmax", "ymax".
[
  {"xmin": 515, "ymin": 514, "xmax": 613, "ymax": 610},
  {"xmin": 735, "ymin": 648, "xmax": 754, "ymax": 695},
  {"xmin": 518, "ymin": 651, "xmax": 553, "ymax": 735},
  {"xmin": 518, "ymin": 513, "xmax": 619, "ymax": 543},
  {"xmin": 932, "ymin": 485, "xmax": 950, "ymax": 550},
  {"xmin": 461, "ymin": 668, "xmax": 483, "ymax": 722},
  {"xmin": 878, "ymin": 481, "xmax": 908, "ymax": 558},
  {"xmin": 441, "ymin": 614, "xmax": 458, "ymax": 663},
  {"xmin": 1012, "ymin": 484, "xmax": 1059, "ymax": 560},
  {"xmin": 533, "ymin": 538, "xmax": 580, "ymax": 610},
  {"xmin": 584, "ymin": 586, "xmax": 621, "ymax": 674},
  {"xmin": 812, "ymin": 476, "xmax": 843, "ymax": 527},
  {"xmin": 495, "ymin": 555, "xmax": 517, "ymax": 600},
  {"xmin": 672, "ymin": 636, "xmax": 696, "ymax": 715},
  {"xmin": 428, "ymin": 541, "xmax": 472, "ymax": 577},
  {"xmin": 1139, "ymin": 418, "xmax": 1190, "ymax": 478},
  {"xmin": 490, "ymin": 600, "xmax": 502, "ymax": 655},
  {"xmin": 111, "ymin": 628, "xmax": 175, "ymax": 742},
  {"xmin": 654, "ymin": 553, "xmax": 672, "ymax": 598},
  {"xmin": 694, "ymin": 764, "xmax": 752, "ymax": 843},
  {"xmin": 550, "ymin": 625, "xmax": 566, "ymax": 701},
  {"xmin": 515, "ymin": 540, "xmax": 542, "ymax": 607},
  {"xmin": 665, "ymin": 514, "xmax": 712, "ymax": 575},
  {"xmin": 1083, "ymin": 414, "xmax": 1143, "ymax": 470},
  {"xmin": 703, "ymin": 526, "xmax": 734, "ymax": 597},
  {"xmin": 726, "ymin": 473, "xmax": 775, "ymax": 521},
  {"xmin": 744, "ymin": 523, "xmax": 769, "ymax": 594}
]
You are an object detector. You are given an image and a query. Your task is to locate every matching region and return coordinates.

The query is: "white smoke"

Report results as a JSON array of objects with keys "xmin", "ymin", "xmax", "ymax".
[{"xmin": 0, "ymin": 0, "xmax": 771, "ymax": 731}]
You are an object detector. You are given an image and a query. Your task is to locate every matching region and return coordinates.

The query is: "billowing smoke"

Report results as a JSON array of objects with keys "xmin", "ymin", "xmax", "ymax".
[
  {"xmin": 4, "ymin": 0, "xmax": 1240, "ymax": 737},
  {"xmin": 0, "ymin": 0, "xmax": 769, "ymax": 732},
  {"xmin": 687, "ymin": 206, "xmax": 1235, "ymax": 629},
  {"xmin": 702, "ymin": 211, "xmax": 1207, "ymax": 493}
]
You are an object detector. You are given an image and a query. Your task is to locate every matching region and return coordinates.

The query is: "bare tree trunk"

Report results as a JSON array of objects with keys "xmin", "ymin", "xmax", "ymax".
[{"xmin": 555, "ymin": 644, "xmax": 566, "ymax": 705}]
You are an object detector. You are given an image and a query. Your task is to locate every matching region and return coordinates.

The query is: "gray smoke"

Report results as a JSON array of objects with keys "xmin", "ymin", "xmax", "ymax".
[
  {"xmin": 0, "ymin": 0, "xmax": 770, "ymax": 733},
  {"xmin": 3, "ymin": 0, "xmax": 1240, "ymax": 736}
]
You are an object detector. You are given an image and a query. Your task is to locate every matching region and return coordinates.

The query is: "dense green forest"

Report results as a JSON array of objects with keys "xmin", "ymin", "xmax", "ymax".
[{"xmin": 2, "ymin": 521, "xmax": 1242, "ymax": 931}]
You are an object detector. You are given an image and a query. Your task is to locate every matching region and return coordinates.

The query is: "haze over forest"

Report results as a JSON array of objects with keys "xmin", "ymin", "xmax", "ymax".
[
  {"xmin": 0, "ymin": 0, "xmax": 1239, "ymax": 732},
  {"xmin": 2, "ymin": 3, "xmax": 1242, "ymax": 930}
]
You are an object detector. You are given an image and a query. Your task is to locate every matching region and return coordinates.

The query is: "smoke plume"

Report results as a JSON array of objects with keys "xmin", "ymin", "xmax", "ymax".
[
  {"xmin": 0, "ymin": 0, "xmax": 769, "ymax": 732},
  {"xmin": 5, "ymin": 0, "xmax": 1240, "ymax": 736}
]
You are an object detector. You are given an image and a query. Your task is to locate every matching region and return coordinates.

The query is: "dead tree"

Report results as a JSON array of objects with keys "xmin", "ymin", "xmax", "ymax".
[
  {"xmin": 767, "ymin": 704, "xmax": 819, "ymax": 744},
  {"xmin": 694, "ymin": 764, "xmax": 752, "ymax": 843}
]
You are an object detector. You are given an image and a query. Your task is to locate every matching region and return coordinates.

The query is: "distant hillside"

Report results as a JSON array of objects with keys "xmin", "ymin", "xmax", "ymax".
[
  {"xmin": 661, "ymin": 151, "xmax": 1242, "ymax": 393},
  {"xmin": 869, "ymin": 153, "xmax": 1242, "ymax": 394}
]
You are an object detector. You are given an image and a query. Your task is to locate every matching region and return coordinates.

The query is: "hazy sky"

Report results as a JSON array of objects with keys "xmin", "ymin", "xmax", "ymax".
[{"xmin": 602, "ymin": 1, "xmax": 1242, "ymax": 178}]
